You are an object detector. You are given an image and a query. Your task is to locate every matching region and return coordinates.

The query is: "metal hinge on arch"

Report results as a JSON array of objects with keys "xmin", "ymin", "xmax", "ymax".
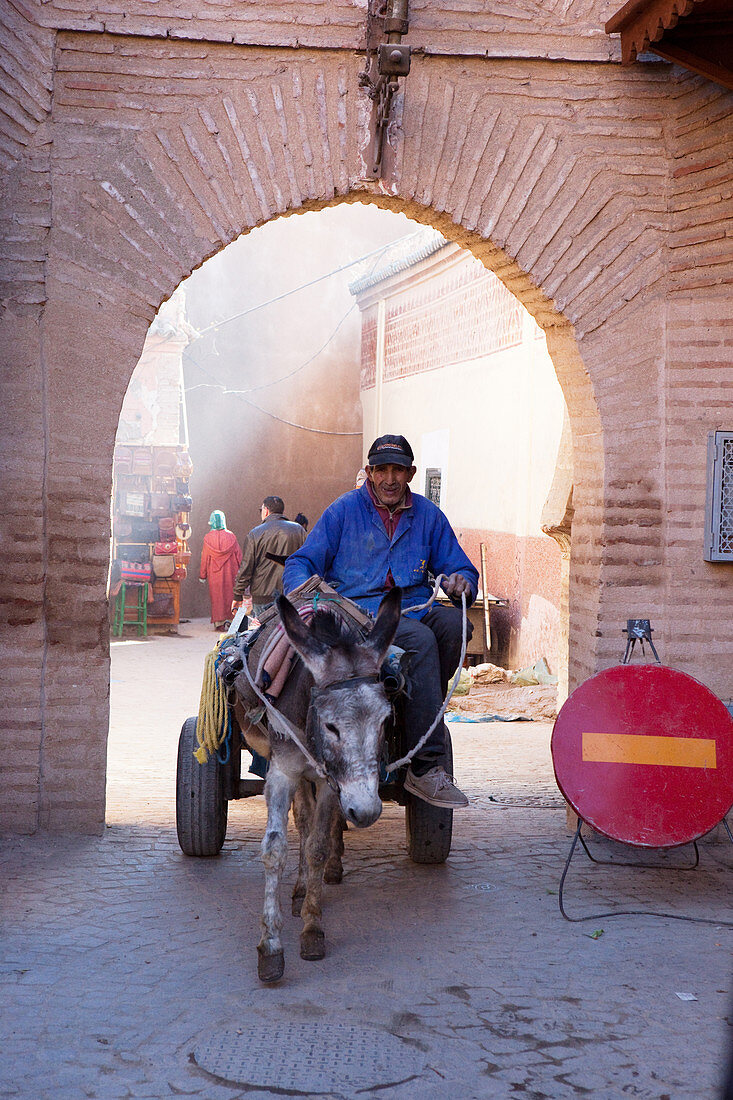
[{"xmin": 362, "ymin": 0, "xmax": 411, "ymax": 179}]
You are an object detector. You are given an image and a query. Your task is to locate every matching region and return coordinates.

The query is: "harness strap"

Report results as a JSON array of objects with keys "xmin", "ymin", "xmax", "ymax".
[
  {"xmin": 239, "ymin": 650, "xmax": 334, "ymax": 787},
  {"xmin": 385, "ymin": 588, "xmax": 467, "ymax": 775},
  {"xmin": 237, "ymin": 579, "xmax": 469, "ymax": 785},
  {"xmin": 312, "ymin": 673, "xmax": 380, "ymax": 696}
]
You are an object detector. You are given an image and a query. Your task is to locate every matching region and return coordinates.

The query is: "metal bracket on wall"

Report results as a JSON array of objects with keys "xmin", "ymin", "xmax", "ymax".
[{"xmin": 360, "ymin": 0, "xmax": 411, "ymax": 179}]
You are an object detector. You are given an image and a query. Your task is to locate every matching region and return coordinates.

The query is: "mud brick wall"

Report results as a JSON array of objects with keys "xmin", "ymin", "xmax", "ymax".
[
  {"xmin": 1, "ymin": 3, "xmax": 55, "ymax": 833},
  {"xmin": 1, "ymin": 1, "xmax": 731, "ymax": 832}
]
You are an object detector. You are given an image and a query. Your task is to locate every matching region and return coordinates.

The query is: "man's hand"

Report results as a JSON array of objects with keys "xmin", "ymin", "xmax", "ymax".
[
  {"xmin": 231, "ymin": 599, "xmax": 243, "ymax": 614},
  {"xmin": 442, "ymin": 573, "xmax": 472, "ymax": 599}
]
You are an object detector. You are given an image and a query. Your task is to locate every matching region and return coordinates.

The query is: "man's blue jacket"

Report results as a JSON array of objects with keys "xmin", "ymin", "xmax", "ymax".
[{"xmin": 282, "ymin": 483, "xmax": 479, "ymax": 619}]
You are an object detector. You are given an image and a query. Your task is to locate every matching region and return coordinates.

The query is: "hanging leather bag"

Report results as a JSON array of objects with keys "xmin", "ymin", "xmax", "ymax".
[
  {"xmin": 152, "ymin": 553, "xmax": 175, "ymax": 578},
  {"xmin": 119, "ymin": 491, "xmax": 146, "ymax": 517},
  {"xmin": 153, "ymin": 448, "xmax": 178, "ymax": 478},
  {"xmin": 117, "ymin": 545, "xmax": 149, "ymax": 564},
  {"xmin": 150, "ymin": 492, "xmax": 172, "ymax": 517},
  {"xmin": 158, "ymin": 517, "xmax": 176, "ymax": 539},
  {"xmin": 114, "ymin": 447, "xmax": 133, "ymax": 476},
  {"xmin": 131, "ymin": 448, "xmax": 153, "ymax": 476},
  {"xmin": 176, "ymin": 451, "xmax": 193, "ymax": 477},
  {"xmin": 130, "ymin": 518, "xmax": 159, "ymax": 542}
]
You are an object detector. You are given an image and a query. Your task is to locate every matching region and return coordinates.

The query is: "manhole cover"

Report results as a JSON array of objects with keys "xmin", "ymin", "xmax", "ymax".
[{"xmin": 194, "ymin": 1022, "xmax": 425, "ymax": 1092}]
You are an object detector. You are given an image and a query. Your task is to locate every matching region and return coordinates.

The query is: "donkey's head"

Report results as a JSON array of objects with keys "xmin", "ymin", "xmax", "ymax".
[{"xmin": 275, "ymin": 588, "xmax": 402, "ymax": 827}]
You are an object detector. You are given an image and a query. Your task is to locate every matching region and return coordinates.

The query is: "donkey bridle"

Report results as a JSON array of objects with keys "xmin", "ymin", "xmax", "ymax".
[
  {"xmin": 310, "ymin": 672, "xmax": 381, "ymax": 699},
  {"xmin": 308, "ymin": 673, "xmax": 384, "ymax": 794}
]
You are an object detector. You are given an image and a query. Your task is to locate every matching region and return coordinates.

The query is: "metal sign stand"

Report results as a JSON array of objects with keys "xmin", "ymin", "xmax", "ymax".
[
  {"xmin": 553, "ymin": 622, "xmax": 733, "ymax": 925},
  {"xmin": 558, "ymin": 816, "xmax": 731, "ymax": 924}
]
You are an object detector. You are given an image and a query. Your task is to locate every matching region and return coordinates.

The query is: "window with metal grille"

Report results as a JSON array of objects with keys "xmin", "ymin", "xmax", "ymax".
[
  {"xmin": 425, "ymin": 468, "xmax": 442, "ymax": 507},
  {"xmin": 704, "ymin": 431, "xmax": 733, "ymax": 561}
]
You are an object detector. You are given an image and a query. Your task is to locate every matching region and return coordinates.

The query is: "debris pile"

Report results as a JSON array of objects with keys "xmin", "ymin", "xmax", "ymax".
[{"xmin": 448, "ymin": 659, "xmax": 558, "ymax": 721}]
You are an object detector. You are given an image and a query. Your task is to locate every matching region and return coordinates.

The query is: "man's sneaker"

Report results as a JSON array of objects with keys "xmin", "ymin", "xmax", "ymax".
[{"xmin": 403, "ymin": 766, "xmax": 469, "ymax": 809}]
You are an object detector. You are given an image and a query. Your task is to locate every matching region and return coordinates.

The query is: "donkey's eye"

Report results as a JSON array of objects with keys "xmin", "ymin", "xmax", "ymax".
[{"xmin": 325, "ymin": 722, "xmax": 341, "ymax": 739}]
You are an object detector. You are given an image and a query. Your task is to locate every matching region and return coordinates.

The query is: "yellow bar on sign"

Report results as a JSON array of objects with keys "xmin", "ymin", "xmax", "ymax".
[{"xmin": 582, "ymin": 732, "xmax": 717, "ymax": 769}]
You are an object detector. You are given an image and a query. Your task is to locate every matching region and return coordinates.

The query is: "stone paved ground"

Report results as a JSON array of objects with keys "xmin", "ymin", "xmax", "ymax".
[{"xmin": 2, "ymin": 620, "xmax": 732, "ymax": 1099}]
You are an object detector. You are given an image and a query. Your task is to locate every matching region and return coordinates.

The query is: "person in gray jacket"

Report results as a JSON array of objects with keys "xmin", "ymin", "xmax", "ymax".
[{"xmin": 231, "ymin": 496, "xmax": 305, "ymax": 620}]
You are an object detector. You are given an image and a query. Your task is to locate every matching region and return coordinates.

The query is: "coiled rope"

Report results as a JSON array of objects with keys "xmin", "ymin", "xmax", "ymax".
[
  {"xmin": 194, "ymin": 642, "xmax": 230, "ymax": 764},
  {"xmin": 192, "ymin": 576, "xmax": 469, "ymax": 778}
]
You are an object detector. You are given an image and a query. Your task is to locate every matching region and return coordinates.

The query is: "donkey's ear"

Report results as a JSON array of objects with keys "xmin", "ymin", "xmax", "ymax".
[
  {"xmin": 365, "ymin": 586, "xmax": 402, "ymax": 664},
  {"xmin": 275, "ymin": 595, "xmax": 328, "ymax": 673}
]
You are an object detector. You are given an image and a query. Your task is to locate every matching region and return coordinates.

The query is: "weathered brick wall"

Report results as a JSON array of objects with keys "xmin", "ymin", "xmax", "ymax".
[
  {"xmin": 33, "ymin": 0, "xmax": 621, "ymax": 59},
  {"xmin": 1, "ymin": 5, "xmax": 731, "ymax": 833},
  {"xmin": 0, "ymin": 2, "xmax": 55, "ymax": 833},
  {"xmin": 664, "ymin": 73, "xmax": 733, "ymax": 676}
]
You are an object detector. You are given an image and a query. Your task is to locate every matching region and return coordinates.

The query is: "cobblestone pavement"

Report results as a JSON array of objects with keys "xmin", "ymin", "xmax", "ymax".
[{"xmin": 2, "ymin": 620, "xmax": 732, "ymax": 1099}]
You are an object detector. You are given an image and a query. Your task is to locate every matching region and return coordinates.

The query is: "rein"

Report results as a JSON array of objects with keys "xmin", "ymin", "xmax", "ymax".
[
  {"xmin": 238, "ymin": 578, "xmax": 469, "ymax": 786},
  {"xmin": 240, "ymin": 648, "xmax": 339, "ymax": 792},
  {"xmin": 385, "ymin": 582, "xmax": 468, "ymax": 775}
]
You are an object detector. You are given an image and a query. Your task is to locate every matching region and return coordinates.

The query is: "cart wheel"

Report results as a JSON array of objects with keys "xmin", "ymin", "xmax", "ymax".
[
  {"xmin": 405, "ymin": 733, "xmax": 454, "ymax": 864},
  {"xmin": 176, "ymin": 716, "xmax": 228, "ymax": 856}
]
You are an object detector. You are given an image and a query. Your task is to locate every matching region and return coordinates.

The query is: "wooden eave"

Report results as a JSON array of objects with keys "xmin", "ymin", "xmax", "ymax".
[{"xmin": 605, "ymin": 0, "xmax": 733, "ymax": 90}]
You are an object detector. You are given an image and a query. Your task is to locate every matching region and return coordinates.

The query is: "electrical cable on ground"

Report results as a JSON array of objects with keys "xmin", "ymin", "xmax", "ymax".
[{"xmin": 559, "ymin": 818, "xmax": 733, "ymax": 928}]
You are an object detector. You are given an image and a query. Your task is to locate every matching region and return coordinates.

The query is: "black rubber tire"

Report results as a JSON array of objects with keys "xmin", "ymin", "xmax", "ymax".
[
  {"xmin": 176, "ymin": 716, "xmax": 228, "ymax": 856},
  {"xmin": 405, "ymin": 733, "xmax": 454, "ymax": 864}
]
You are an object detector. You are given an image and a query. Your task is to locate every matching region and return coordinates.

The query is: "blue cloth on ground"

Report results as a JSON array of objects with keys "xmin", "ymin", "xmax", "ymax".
[{"xmin": 447, "ymin": 713, "xmax": 532, "ymax": 723}]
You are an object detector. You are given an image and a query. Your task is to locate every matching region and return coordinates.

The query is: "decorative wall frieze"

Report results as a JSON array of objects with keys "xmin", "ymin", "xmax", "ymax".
[{"xmin": 606, "ymin": 0, "xmax": 701, "ymax": 64}]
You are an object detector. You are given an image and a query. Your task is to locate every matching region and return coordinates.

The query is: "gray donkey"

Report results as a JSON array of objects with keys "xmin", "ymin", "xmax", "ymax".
[{"xmin": 240, "ymin": 586, "xmax": 402, "ymax": 983}]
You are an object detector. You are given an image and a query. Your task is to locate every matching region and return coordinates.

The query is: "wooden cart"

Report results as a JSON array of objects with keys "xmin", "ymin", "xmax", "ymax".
[{"xmin": 175, "ymin": 667, "xmax": 455, "ymax": 866}]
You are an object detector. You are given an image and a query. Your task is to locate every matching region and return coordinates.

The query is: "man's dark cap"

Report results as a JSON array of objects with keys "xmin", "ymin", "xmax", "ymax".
[{"xmin": 366, "ymin": 434, "xmax": 414, "ymax": 468}]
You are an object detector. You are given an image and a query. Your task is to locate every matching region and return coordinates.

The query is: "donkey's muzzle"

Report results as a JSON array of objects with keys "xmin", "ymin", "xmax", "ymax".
[{"xmin": 341, "ymin": 795, "xmax": 382, "ymax": 829}]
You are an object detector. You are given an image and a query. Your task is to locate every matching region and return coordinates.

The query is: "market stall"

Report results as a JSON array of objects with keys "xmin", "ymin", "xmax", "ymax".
[{"xmin": 111, "ymin": 444, "xmax": 193, "ymax": 633}]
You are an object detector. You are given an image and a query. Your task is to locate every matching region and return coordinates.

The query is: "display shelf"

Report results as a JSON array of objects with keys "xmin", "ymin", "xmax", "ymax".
[{"xmin": 112, "ymin": 444, "xmax": 193, "ymax": 632}]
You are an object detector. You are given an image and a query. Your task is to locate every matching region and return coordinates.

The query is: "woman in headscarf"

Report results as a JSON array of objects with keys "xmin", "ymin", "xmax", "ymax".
[{"xmin": 199, "ymin": 510, "xmax": 242, "ymax": 630}]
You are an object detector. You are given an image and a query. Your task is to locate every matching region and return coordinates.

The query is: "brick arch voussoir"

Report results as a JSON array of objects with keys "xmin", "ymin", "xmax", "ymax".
[{"xmin": 51, "ymin": 35, "xmax": 611, "ymax": 694}]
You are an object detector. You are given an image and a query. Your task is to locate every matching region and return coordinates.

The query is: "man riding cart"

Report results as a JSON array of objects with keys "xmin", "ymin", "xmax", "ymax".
[
  {"xmin": 282, "ymin": 433, "xmax": 478, "ymax": 810},
  {"xmin": 176, "ymin": 432, "xmax": 478, "ymax": 873}
]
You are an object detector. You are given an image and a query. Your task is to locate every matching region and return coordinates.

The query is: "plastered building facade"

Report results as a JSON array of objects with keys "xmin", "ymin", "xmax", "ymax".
[
  {"xmin": 351, "ymin": 230, "xmax": 568, "ymax": 671},
  {"xmin": 1, "ymin": 0, "xmax": 732, "ymax": 833}
]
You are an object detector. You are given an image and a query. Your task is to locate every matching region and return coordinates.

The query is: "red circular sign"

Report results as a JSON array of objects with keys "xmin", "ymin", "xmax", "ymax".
[{"xmin": 552, "ymin": 664, "xmax": 733, "ymax": 847}]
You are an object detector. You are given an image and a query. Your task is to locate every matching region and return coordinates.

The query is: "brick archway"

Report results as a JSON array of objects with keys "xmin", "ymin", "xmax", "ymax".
[{"xmin": 3, "ymin": 17, "xmax": 731, "ymax": 833}]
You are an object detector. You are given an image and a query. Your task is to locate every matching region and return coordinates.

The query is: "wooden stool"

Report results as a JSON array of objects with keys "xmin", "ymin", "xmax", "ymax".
[{"xmin": 113, "ymin": 582, "xmax": 148, "ymax": 637}]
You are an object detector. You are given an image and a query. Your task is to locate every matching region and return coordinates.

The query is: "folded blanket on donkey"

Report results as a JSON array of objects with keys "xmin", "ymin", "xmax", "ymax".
[
  {"xmin": 237, "ymin": 574, "xmax": 371, "ymax": 701},
  {"xmin": 200, "ymin": 577, "xmax": 403, "ymax": 771}
]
